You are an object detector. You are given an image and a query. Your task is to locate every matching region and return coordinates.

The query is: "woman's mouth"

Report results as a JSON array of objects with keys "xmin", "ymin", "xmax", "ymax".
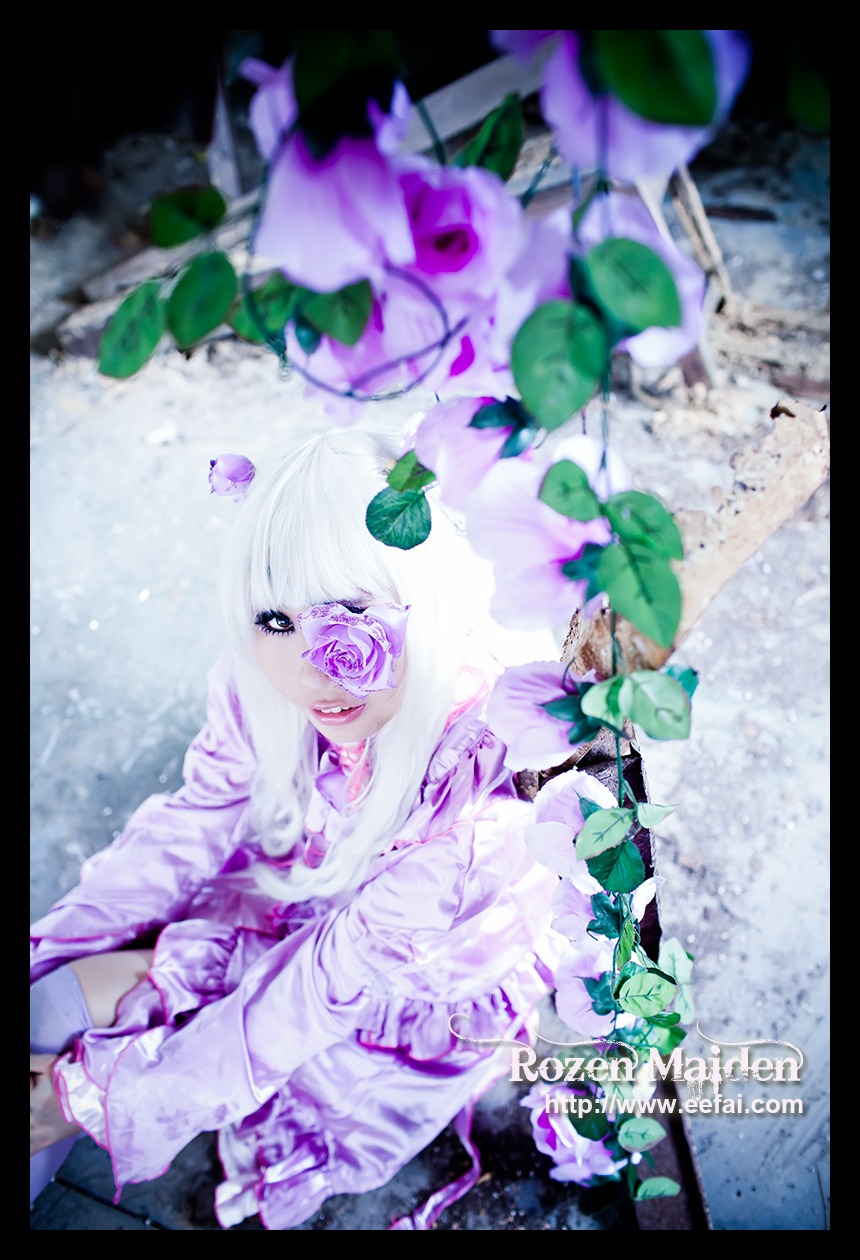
[{"xmin": 311, "ymin": 701, "xmax": 367, "ymax": 726}]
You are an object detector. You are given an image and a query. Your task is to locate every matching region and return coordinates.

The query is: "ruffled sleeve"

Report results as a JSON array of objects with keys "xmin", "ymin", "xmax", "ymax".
[
  {"xmin": 30, "ymin": 651, "xmax": 256, "ymax": 983},
  {"xmin": 53, "ymin": 711, "xmax": 560, "ymax": 1192}
]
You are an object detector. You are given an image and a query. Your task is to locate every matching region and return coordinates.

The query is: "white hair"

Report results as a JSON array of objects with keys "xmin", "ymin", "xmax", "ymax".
[{"xmin": 218, "ymin": 421, "xmax": 470, "ymax": 902}]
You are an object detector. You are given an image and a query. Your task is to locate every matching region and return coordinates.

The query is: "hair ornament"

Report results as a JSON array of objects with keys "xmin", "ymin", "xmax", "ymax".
[{"xmin": 209, "ymin": 453, "xmax": 256, "ymax": 501}]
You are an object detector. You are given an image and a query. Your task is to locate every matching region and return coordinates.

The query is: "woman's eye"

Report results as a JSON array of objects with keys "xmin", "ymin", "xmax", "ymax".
[
  {"xmin": 340, "ymin": 601, "xmax": 367, "ymax": 615},
  {"xmin": 254, "ymin": 610, "xmax": 295, "ymax": 635}
]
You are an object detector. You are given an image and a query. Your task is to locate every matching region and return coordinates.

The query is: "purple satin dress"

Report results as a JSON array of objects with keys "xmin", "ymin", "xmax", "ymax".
[{"xmin": 30, "ymin": 651, "xmax": 564, "ymax": 1230}]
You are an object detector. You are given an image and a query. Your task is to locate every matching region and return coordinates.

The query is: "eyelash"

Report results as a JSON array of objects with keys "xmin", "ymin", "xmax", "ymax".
[{"xmin": 254, "ymin": 610, "xmax": 295, "ymax": 636}]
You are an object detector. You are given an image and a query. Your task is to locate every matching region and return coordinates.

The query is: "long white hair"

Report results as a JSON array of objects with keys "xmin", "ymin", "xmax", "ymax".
[{"xmin": 218, "ymin": 421, "xmax": 469, "ymax": 903}]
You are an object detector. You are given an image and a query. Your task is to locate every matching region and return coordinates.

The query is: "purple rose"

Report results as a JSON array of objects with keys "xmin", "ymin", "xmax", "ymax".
[
  {"xmin": 297, "ymin": 602, "xmax": 410, "ymax": 698},
  {"xmin": 208, "ymin": 454, "xmax": 256, "ymax": 501}
]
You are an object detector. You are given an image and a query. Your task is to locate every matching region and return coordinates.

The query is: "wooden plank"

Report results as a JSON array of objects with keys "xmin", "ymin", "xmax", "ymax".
[{"xmin": 402, "ymin": 49, "xmax": 552, "ymax": 153}]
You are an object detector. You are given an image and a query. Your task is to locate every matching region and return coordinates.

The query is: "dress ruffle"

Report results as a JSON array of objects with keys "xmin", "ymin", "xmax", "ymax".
[{"xmin": 33, "ymin": 648, "xmax": 566, "ymax": 1229}]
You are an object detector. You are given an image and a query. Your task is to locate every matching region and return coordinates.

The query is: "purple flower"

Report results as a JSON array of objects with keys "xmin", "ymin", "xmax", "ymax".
[
  {"xmin": 413, "ymin": 395, "xmax": 514, "ymax": 513},
  {"xmin": 242, "ymin": 57, "xmax": 416, "ymax": 293},
  {"xmin": 575, "ymin": 191, "xmax": 707, "ymax": 368},
  {"xmin": 486, "ymin": 661, "xmax": 598, "ymax": 772},
  {"xmin": 525, "ymin": 765, "xmax": 618, "ymax": 871},
  {"xmin": 297, "ymin": 602, "xmax": 409, "ymax": 698},
  {"xmin": 208, "ymin": 454, "xmax": 256, "ymax": 501},
  {"xmin": 554, "ymin": 936, "xmax": 630, "ymax": 1038},
  {"xmin": 542, "ymin": 30, "xmax": 751, "ymax": 183},
  {"xmin": 466, "ymin": 435, "xmax": 631, "ymax": 630},
  {"xmin": 490, "ymin": 31, "xmax": 560, "ymax": 62},
  {"xmin": 521, "ymin": 1082, "xmax": 628, "ymax": 1185},
  {"xmin": 401, "ymin": 164, "xmax": 523, "ymax": 300},
  {"xmin": 241, "ymin": 57, "xmax": 298, "ymax": 161}
]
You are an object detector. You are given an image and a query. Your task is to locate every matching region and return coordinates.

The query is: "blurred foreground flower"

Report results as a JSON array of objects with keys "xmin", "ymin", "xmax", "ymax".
[{"xmin": 466, "ymin": 434, "xmax": 631, "ymax": 630}]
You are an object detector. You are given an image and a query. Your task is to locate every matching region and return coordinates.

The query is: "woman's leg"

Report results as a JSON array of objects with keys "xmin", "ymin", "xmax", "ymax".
[{"xmin": 29, "ymin": 949, "xmax": 154, "ymax": 1206}]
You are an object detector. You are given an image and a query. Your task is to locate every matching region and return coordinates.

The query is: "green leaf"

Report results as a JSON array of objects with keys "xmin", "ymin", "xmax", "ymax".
[
  {"xmin": 300, "ymin": 280, "xmax": 372, "ymax": 346},
  {"xmin": 615, "ymin": 916, "xmax": 637, "ymax": 971},
  {"xmin": 596, "ymin": 543, "xmax": 681, "ymax": 648},
  {"xmin": 294, "ymin": 314, "xmax": 322, "ymax": 355},
  {"xmin": 511, "ymin": 300, "xmax": 607, "ymax": 429},
  {"xmin": 587, "ymin": 891, "xmax": 622, "ymax": 938},
  {"xmin": 498, "ymin": 426, "xmax": 538, "ymax": 459},
  {"xmin": 617, "ymin": 671, "xmax": 691, "ymax": 741},
  {"xmin": 658, "ymin": 936, "xmax": 695, "ymax": 1023},
  {"xmin": 469, "ymin": 397, "xmax": 530, "ymax": 429},
  {"xmin": 604, "ymin": 490, "xmax": 683, "ymax": 559},
  {"xmin": 665, "ymin": 664, "xmax": 699, "ymax": 701},
  {"xmin": 166, "ymin": 252, "xmax": 238, "ymax": 350},
  {"xmin": 582, "ymin": 972, "xmax": 620, "ymax": 1017},
  {"xmin": 229, "ymin": 273, "xmax": 298, "ymax": 344},
  {"xmin": 561, "ymin": 542, "xmax": 606, "ymax": 603},
  {"xmin": 579, "ymin": 793, "xmax": 604, "ymax": 821},
  {"xmin": 587, "ymin": 840, "xmax": 646, "ymax": 894},
  {"xmin": 98, "ymin": 281, "xmax": 166, "ymax": 379},
  {"xmin": 634, "ymin": 1176, "xmax": 681, "ymax": 1200},
  {"xmin": 542, "ymin": 694, "xmax": 605, "ymax": 747},
  {"xmin": 387, "ymin": 450, "xmax": 436, "ymax": 493},
  {"xmin": 638, "ymin": 1021, "xmax": 687, "ymax": 1054},
  {"xmin": 539, "ymin": 459, "xmax": 602, "ymax": 521},
  {"xmin": 787, "ymin": 34, "xmax": 830, "ymax": 133},
  {"xmin": 579, "ymin": 675, "xmax": 626, "ymax": 732},
  {"xmin": 617, "ymin": 1116, "xmax": 667, "ymax": 1152},
  {"xmin": 365, "ymin": 487, "xmax": 431, "ymax": 550},
  {"xmin": 149, "ymin": 184, "xmax": 227, "ymax": 248},
  {"xmin": 569, "ymin": 1103, "xmax": 611, "ymax": 1142},
  {"xmin": 291, "ymin": 30, "xmax": 400, "ymax": 158},
  {"xmin": 454, "ymin": 92, "xmax": 524, "ymax": 181},
  {"xmin": 592, "ymin": 30, "xmax": 717, "ymax": 126},
  {"xmin": 575, "ymin": 807, "xmax": 635, "ymax": 861},
  {"xmin": 618, "ymin": 970, "xmax": 677, "ymax": 1019},
  {"xmin": 647, "ymin": 1011, "xmax": 682, "ymax": 1028},
  {"xmin": 635, "ymin": 802, "xmax": 677, "ymax": 829},
  {"xmin": 584, "ymin": 238, "xmax": 681, "ymax": 335}
]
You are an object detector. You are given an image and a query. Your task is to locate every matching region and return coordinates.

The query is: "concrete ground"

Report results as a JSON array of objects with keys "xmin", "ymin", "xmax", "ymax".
[{"xmin": 30, "ymin": 105, "xmax": 829, "ymax": 1229}]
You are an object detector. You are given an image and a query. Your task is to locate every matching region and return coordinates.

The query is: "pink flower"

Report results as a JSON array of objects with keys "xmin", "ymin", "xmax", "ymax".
[
  {"xmin": 575, "ymin": 191, "xmax": 707, "ymax": 368},
  {"xmin": 521, "ymin": 1082, "xmax": 628, "ymax": 1185},
  {"xmin": 242, "ymin": 57, "xmax": 416, "ymax": 293},
  {"xmin": 208, "ymin": 453, "xmax": 255, "ymax": 501},
  {"xmin": 465, "ymin": 435, "xmax": 631, "ymax": 630},
  {"xmin": 526, "ymin": 766, "xmax": 618, "ymax": 869},
  {"xmin": 486, "ymin": 662, "xmax": 598, "ymax": 772},
  {"xmin": 297, "ymin": 602, "xmax": 409, "ymax": 698},
  {"xmin": 401, "ymin": 164, "xmax": 523, "ymax": 303},
  {"xmin": 542, "ymin": 30, "xmax": 751, "ymax": 183},
  {"xmin": 413, "ymin": 395, "xmax": 515, "ymax": 513},
  {"xmin": 240, "ymin": 57, "xmax": 298, "ymax": 162},
  {"xmin": 554, "ymin": 936, "xmax": 625, "ymax": 1038}
]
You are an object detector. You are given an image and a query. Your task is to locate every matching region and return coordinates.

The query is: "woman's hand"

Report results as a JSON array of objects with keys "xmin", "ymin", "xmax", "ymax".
[{"xmin": 30, "ymin": 1053, "xmax": 80, "ymax": 1155}]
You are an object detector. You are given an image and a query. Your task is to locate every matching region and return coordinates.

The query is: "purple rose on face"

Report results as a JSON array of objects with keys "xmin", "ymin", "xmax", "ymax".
[
  {"xmin": 208, "ymin": 454, "xmax": 256, "ymax": 501},
  {"xmin": 297, "ymin": 602, "xmax": 410, "ymax": 698}
]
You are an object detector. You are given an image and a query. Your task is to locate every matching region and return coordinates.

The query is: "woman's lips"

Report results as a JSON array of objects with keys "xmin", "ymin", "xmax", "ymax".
[{"xmin": 310, "ymin": 702, "xmax": 367, "ymax": 726}]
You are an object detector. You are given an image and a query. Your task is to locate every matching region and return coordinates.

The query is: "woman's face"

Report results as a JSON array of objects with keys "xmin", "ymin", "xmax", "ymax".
[{"xmin": 252, "ymin": 603, "xmax": 405, "ymax": 743}]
